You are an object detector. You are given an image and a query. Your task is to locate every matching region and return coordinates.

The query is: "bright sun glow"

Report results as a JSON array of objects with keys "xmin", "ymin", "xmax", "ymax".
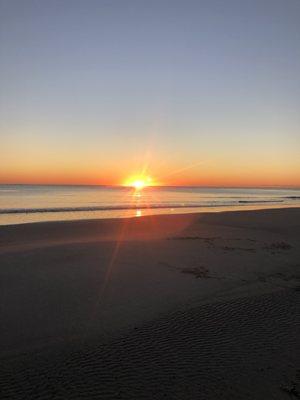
[
  {"xmin": 124, "ymin": 175, "xmax": 153, "ymax": 190},
  {"xmin": 133, "ymin": 180, "xmax": 146, "ymax": 189}
]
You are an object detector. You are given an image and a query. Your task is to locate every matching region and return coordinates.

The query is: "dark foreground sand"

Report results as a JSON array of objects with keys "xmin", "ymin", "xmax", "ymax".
[{"xmin": 0, "ymin": 208, "xmax": 299, "ymax": 399}]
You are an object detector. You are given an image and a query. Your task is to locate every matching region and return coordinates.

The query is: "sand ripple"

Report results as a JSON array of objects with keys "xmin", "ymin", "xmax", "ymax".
[{"xmin": 0, "ymin": 289, "xmax": 299, "ymax": 399}]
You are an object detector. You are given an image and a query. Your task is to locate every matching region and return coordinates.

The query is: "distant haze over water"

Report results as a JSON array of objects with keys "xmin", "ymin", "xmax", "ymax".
[{"xmin": 0, "ymin": 185, "xmax": 299, "ymax": 225}]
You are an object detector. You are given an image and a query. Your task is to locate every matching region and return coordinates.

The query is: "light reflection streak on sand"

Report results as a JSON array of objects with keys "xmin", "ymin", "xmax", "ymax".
[{"xmin": 86, "ymin": 187, "xmax": 158, "ymax": 331}]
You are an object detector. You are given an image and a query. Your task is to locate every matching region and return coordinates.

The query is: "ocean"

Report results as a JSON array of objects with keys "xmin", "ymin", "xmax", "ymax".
[{"xmin": 0, "ymin": 184, "xmax": 299, "ymax": 225}]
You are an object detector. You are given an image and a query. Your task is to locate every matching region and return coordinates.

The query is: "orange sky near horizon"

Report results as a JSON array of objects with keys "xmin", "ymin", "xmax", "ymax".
[
  {"xmin": 1, "ymin": 154, "xmax": 299, "ymax": 188},
  {"xmin": 1, "ymin": 127, "xmax": 299, "ymax": 188}
]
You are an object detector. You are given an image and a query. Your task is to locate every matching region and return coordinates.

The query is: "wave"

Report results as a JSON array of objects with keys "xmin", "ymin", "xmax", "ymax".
[
  {"xmin": 0, "ymin": 200, "xmax": 285, "ymax": 215},
  {"xmin": 238, "ymin": 200, "xmax": 283, "ymax": 204}
]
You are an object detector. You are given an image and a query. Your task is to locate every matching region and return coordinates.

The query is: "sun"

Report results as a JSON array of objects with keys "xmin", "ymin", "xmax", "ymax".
[
  {"xmin": 123, "ymin": 175, "xmax": 153, "ymax": 190},
  {"xmin": 132, "ymin": 179, "xmax": 146, "ymax": 190}
]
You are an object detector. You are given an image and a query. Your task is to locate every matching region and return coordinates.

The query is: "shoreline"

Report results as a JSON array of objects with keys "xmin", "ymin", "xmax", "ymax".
[
  {"xmin": 1, "ymin": 203, "xmax": 300, "ymax": 226},
  {"xmin": 1, "ymin": 202, "xmax": 300, "ymax": 226}
]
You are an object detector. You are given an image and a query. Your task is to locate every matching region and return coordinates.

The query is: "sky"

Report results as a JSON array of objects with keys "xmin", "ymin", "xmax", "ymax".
[{"xmin": 0, "ymin": 0, "xmax": 299, "ymax": 187}]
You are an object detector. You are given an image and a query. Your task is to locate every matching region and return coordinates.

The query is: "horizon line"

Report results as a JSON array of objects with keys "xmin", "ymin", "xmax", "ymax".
[{"xmin": 1, "ymin": 183, "xmax": 300, "ymax": 190}]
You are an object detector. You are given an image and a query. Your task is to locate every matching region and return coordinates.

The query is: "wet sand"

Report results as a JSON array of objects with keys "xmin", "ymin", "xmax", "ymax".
[{"xmin": 0, "ymin": 208, "xmax": 299, "ymax": 399}]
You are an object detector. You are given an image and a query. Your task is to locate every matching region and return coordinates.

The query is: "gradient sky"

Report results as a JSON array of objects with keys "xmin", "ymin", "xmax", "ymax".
[{"xmin": 1, "ymin": 0, "xmax": 299, "ymax": 186}]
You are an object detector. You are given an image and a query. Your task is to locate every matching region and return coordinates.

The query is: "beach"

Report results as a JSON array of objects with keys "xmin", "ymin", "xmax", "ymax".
[{"xmin": 0, "ymin": 208, "xmax": 299, "ymax": 399}]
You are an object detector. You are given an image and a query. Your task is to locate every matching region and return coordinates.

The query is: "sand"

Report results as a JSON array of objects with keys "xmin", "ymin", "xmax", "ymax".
[{"xmin": 0, "ymin": 208, "xmax": 299, "ymax": 399}]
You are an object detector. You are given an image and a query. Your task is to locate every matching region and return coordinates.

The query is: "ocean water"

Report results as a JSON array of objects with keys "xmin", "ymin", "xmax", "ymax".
[{"xmin": 0, "ymin": 184, "xmax": 299, "ymax": 225}]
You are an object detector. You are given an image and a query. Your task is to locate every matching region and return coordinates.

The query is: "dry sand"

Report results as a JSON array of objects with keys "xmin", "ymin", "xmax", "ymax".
[{"xmin": 0, "ymin": 208, "xmax": 299, "ymax": 399}]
